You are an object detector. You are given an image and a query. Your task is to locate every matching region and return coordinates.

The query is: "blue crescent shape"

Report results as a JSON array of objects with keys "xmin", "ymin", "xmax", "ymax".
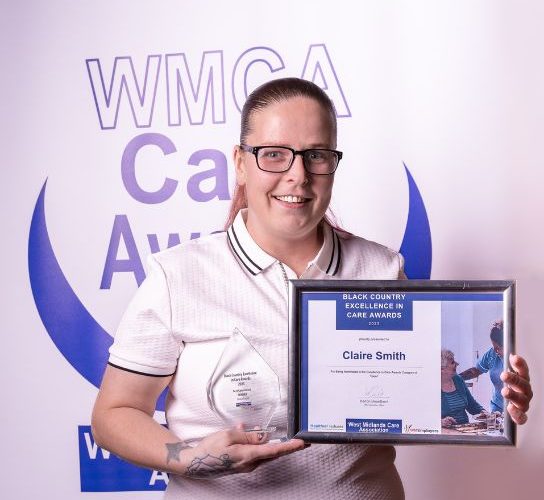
[
  {"xmin": 28, "ymin": 180, "xmax": 167, "ymax": 410},
  {"xmin": 399, "ymin": 163, "xmax": 433, "ymax": 278}
]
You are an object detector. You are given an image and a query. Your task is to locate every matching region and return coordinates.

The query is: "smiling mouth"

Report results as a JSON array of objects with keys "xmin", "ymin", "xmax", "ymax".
[{"xmin": 273, "ymin": 195, "xmax": 310, "ymax": 204}]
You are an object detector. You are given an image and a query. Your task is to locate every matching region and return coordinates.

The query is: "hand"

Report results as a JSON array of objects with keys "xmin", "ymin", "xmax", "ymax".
[
  {"xmin": 501, "ymin": 354, "xmax": 533, "ymax": 425},
  {"xmin": 441, "ymin": 416, "xmax": 457, "ymax": 428},
  {"xmin": 183, "ymin": 428, "xmax": 306, "ymax": 478}
]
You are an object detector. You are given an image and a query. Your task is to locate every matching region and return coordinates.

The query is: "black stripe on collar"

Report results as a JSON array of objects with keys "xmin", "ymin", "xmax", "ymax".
[
  {"xmin": 325, "ymin": 230, "xmax": 341, "ymax": 276},
  {"xmin": 332, "ymin": 232, "xmax": 342, "ymax": 276},
  {"xmin": 227, "ymin": 229, "xmax": 258, "ymax": 275},
  {"xmin": 326, "ymin": 229, "xmax": 336, "ymax": 274}
]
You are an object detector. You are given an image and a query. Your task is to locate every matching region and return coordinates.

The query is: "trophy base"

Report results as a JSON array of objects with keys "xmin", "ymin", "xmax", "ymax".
[{"xmin": 244, "ymin": 426, "xmax": 277, "ymax": 433}]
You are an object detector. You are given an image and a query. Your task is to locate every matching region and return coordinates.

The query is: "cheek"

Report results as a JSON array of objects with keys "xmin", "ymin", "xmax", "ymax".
[
  {"xmin": 245, "ymin": 171, "xmax": 276, "ymax": 201},
  {"xmin": 315, "ymin": 178, "xmax": 334, "ymax": 203}
]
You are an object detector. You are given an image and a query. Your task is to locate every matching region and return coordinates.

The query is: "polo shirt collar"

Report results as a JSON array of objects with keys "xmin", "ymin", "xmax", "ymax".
[
  {"xmin": 312, "ymin": 221, "xmax": 342, "ymax": 276},
  {"xmin": 227, "ymin": 209, "xmax": 341, "ymax": 276},
  {"xmin": 227, "ymin": 210, "xmax": 276, "ymax": 275}
]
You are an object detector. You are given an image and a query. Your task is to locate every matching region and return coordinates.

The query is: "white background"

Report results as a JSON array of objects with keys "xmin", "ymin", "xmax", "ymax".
[{"xmin": 2, "ymin": 1, "xmax": 542, "ymax": 498}]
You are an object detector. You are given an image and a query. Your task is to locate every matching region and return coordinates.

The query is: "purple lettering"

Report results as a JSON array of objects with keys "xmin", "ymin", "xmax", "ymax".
[
  {"xmin": 232, "ymin": 47, "xmax": 285, "ymax": 113},
  {"xmin": 86, "ymin": 56, "xmax": 161, "ymax": 129},
  {"xmin": 121, "ymin": 133, "xmax": 178, "ymax": 204},
  {"xmin": 186, "ymin": 149, "xmax": 230, "ymax": 202},
  {"xmin": 301, "ymin": 44, "xmax": 351, "ymax": 118},
  {"xmin": 166, "ymin": 51, "xmax": 225, "ymax": 126},
  {"xmin": 100, "ymin": 215, "xmax": 145, "ymax": 288}
]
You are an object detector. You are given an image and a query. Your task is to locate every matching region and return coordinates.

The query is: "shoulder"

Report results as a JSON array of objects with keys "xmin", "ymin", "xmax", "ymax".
[
  {"xmin": 478, "ymin": 347, "xmax": 495, "ymax": 367},
  {"xmin": 150, "ymin": 231, "xmax": 228, "ymax": 268},
  {"xmin": 338, "ymin": 231, "xmax": 399, "ymax": 257},
  {"xmin": 335, "ymin": 230, "xmax": 404, "ymax": 279},
  {"xmin": 146, "ymin": 232, "xmax": 232, "ymax": 284},
  {"xmin": 452, "ymin": 374, "xmax": 468, "ymax": 391}
]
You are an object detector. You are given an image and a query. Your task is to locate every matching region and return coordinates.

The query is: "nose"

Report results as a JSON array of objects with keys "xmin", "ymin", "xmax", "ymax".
[{"xmin": 285, "ymin": 153, "xmax": 309, "ymax": 184}]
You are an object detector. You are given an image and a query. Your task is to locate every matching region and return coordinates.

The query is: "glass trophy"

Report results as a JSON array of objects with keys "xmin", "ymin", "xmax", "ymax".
[{"xmin": 207, "ymin": 328, "xmax": 280, "ymax": 432}]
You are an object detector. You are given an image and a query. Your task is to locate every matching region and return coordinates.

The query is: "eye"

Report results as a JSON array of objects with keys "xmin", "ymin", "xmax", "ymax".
[
  {"xmin": 259, "ymin": 148, "xmax": 290, "ymax": 162},
  {"xmin": 308, "ymin": 150, "xmax": 326, "ymax": 162}
]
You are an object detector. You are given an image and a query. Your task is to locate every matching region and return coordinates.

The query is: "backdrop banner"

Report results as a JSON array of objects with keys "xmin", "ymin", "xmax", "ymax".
[{"xmin": 3, "ymin": 1, "xmax": 542, "ymax": 499}]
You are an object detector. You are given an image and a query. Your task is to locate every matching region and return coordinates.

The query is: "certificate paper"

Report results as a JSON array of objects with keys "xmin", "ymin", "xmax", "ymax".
[{"xmin": 288, "ymin": 281, "xmax": 515, "ymax": 445}]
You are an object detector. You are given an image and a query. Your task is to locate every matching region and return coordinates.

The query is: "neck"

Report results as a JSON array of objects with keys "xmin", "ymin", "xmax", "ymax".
[
  {"xmin": 246, "ymin": 217, "xmax": 323, "ymax": 277},
  {"xmin": 268, "ymin": 230, "xmax": 323, "ymax": 277},
  {"xmin": 441, "ymin": 374, "xmax": 455, "ymax": 390}
]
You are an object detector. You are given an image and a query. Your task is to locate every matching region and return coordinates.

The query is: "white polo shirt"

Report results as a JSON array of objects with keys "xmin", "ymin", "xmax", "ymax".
[{"xmin": 109, "ymin": 210, "xmax": 405, "ymax": 499}]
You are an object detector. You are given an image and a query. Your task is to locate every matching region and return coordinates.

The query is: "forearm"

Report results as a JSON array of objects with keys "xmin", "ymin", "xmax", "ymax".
[
  {"xmin": 465, "ymin": 389, "xmax": 485, "ymax": 415},
  {"xmin": 92, "ymin": 406, "xmax": 191, "ymax": 475},
  {"xmin": 459, "ymin": 367, "xmax": 482, "ymax": 380},
  {"xmin": 91, "ymin": 366, "xmax": 305, "ymax": 478},
  {"xmin": 91, "ymin": 407, "xmax": 265, "ymax": 478}
]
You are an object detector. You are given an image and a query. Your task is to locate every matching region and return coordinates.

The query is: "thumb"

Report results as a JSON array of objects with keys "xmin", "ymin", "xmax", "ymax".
[{"xmin": 230, "ymin": 426, "xmax": 269, "ymax": 445}]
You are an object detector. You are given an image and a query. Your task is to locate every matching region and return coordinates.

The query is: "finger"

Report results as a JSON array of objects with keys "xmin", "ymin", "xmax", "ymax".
[
  {"xmin": 502, "ymin": 386, "xmax": 531, "ymax": 413},
  {"xmin": 501, "ymin": 364, "xmax": 530, "ymax": 389},
  {"xmin": 509, "ymin": 354, "xmax": 530, "ymax": 381},
  {"xmin": 249, "ymin": 439, "xmax": 306, "ymax": 461},
  {"xmin": 507, "ymin": 401, "xmax": 528, "ymax": 425},
  {"xmin": 501, "ymin": 371, "xmax": 533, "ymax": 403},
  {"xmin": 233, "ymin": 424, "xmax": 251, "ymax": 444},
  {"xmin": 227, "ymin": 428, "xmax": 270, "ymax": 445}
]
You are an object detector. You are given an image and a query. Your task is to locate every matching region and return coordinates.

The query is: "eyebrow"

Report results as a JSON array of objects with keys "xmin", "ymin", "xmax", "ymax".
[{"xmin": 253, "ymin": 142, "xmax": 335, "ymax": 149}]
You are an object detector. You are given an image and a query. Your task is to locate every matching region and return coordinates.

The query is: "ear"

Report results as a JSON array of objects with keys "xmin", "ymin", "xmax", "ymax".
[{"xmin": 233, "ymin": 145, "xmax": 247, "ymax": 186}]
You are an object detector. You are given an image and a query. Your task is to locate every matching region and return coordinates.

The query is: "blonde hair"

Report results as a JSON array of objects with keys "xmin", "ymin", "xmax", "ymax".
[{"xmin": 441, "ymin": 349, "xmax": 455, "ymax": 369}]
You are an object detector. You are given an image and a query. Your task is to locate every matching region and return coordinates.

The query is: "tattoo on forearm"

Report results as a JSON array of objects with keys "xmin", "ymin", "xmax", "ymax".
[
  {"xmin": 186, "ymin": 453, "xmax": 234, "ymax": 478},
  {"xmin": 165, "ymin": 442, "xmax": 190, "ymax": 464}
]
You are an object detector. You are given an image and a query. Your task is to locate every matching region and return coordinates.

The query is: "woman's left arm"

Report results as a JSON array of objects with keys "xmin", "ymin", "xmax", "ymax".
[
  {"xmin": 501, "ymin": 354, "xmax": 533, "ymax": 424},
  {"xmin": 462, "ymin": 378, "xmax": 485, "ymax": 415}
]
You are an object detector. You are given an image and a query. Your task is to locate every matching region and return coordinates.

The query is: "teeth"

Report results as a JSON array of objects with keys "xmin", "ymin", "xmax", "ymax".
[{"xmin": 276, "ymin": 195, "xmax": 305, "ymax": 203}]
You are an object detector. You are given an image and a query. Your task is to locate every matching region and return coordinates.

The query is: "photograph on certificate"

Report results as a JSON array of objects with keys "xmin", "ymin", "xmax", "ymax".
[
  {"xmin": 440, "ymin": 302, "xmax": 506, "ymax": 437},
  {"xmin": 288, "ymin": 280, "xmax": 515, "ymax": 445}
]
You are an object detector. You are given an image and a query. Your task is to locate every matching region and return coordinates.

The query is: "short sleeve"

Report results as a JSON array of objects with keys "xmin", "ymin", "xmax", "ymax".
[
  {"xmin": 476, "ymin": 348, "xmax": 492, "ymax": 373},
  {"xmin": 108, "ymin": 254, "xmax": 181, "ymax": 376}
]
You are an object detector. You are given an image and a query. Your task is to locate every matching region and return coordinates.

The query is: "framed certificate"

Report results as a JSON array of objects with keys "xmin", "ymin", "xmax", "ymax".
[{"xmin": 288, "ymin": 280, "xmax": 515, "ymax": 445}]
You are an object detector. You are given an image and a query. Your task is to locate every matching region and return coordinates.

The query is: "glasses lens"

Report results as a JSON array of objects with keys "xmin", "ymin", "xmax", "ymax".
[
  {"xmin": 303, "ymin": 149, "xmax": 338, "ymax": 174},
  {"xmin": 256, "ymin": 147, "xmax": 293, "ymax": 172}
]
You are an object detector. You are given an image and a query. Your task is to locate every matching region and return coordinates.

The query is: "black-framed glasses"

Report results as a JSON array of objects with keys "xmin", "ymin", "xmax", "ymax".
[{"xmin": 240, "ymin": 144, "xmax": 342, "ymax": 175}]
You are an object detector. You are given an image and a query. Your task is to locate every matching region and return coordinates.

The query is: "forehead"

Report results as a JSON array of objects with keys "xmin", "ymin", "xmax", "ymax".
[{"xmin": 247, "ymin": 96, "xmax": 336, "ymax": 146}]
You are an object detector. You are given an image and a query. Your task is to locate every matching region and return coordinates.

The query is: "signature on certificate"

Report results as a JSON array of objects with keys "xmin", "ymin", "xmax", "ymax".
[{"xmin": 363, "ymin": 385, "xmax": 388, "ymax": 397}]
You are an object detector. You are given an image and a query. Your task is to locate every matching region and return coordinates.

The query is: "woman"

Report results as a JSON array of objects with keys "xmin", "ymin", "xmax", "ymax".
[
  {"xmin": 441, "ymin": 349, "xmax": 486, "ymax": 427},
  {"xmin": 459, "ymin": 320, "xmax": 505, "ymax": 413},
  {"xmin": 92, "ymin": 78, "xmax": 532, "ymax": 499}
]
